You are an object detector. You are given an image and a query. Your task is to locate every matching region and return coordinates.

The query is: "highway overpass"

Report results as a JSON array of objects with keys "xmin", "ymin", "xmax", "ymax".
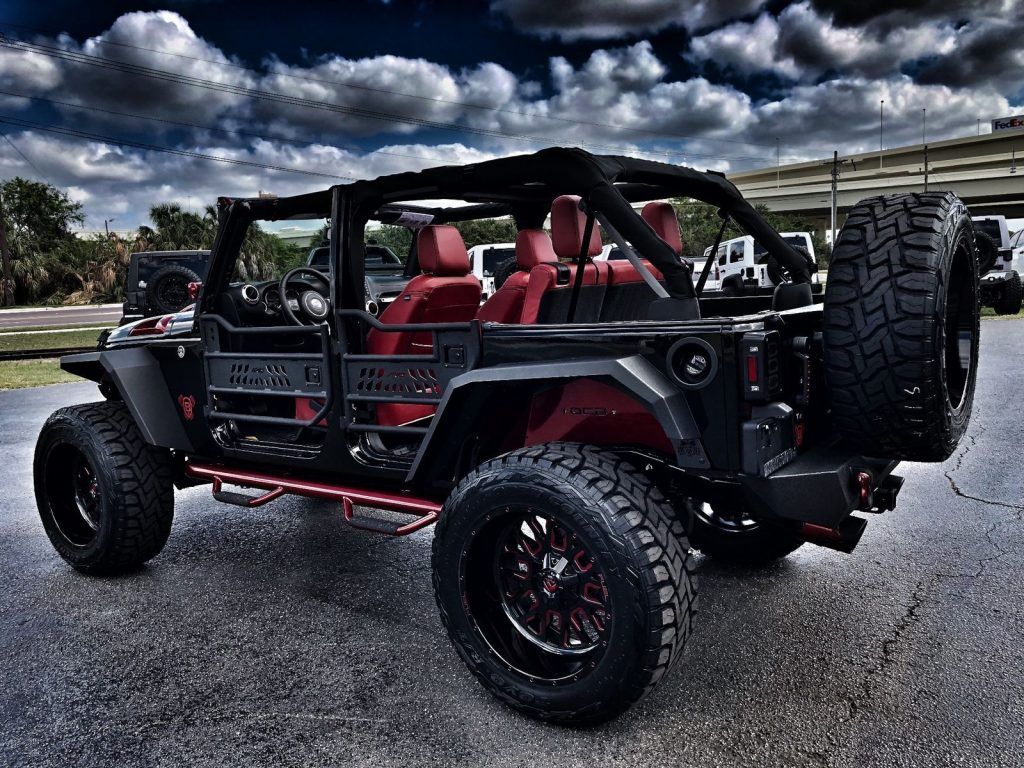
[{"xmin": 728, "ymin": 128, "xmax": 1024, "ymax": 236}]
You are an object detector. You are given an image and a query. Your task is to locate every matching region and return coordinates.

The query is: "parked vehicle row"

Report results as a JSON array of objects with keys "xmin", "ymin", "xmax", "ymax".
[{"xmin": 972, "ymin": 215, "xmax": 1023, "ymax": 315}]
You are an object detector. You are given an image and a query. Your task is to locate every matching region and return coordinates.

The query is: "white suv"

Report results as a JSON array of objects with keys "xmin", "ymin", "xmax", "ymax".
[
  {"xmin": 467, "ymin": 242, "xmax": 517, "ymax": 298},
  {"xmin": 700, "ymin": 232, "xmax": 818, "ymax": 295},
  {"xmin": 972, "ymin": 215, "xmax": 1023, "ymax": 314}
]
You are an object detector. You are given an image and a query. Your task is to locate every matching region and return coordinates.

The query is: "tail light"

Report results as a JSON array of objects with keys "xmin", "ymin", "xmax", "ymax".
[
  {"xmin": 129, "ymin": 313, "xmax": 174, "ymax": 337},
  {"xmin": 740, "ymin": 331, "xmax": 782, "ymax": 401}
]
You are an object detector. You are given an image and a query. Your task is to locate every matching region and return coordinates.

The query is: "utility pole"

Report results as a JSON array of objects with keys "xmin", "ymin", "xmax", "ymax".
[
  {"xmin": 822, "ymin": 151, "xmax": 851, "ymax": 245},
  {"xmin": 0, "ymin": 190, "xmax": 13, "ymax": 306},
  {"xmin": 922, "ymin": 108, "xmax": 927, "ymax": 145},
  {"xmin": 977, "ymin": 118, "xmax": 981, "ymax": 136},
  {"xmin": 776, "ymin": 137, "xmax": 780, "ymax": 188},
  {"xmin": 923, "ymin": 145, "xmax": 929, "ymax": 192},
  {"xmin": 879, "ymin": 100, "xmax": 885, "ymax": 170}
]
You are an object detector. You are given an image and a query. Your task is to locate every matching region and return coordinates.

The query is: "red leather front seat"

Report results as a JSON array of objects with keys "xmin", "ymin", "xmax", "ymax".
[{"xmin": 367, "ymin": 225, "xmax": 481, "ymax": 425}]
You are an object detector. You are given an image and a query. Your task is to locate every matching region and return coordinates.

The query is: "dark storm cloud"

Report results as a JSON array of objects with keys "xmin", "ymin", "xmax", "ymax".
[
  {"xmin": 807, "ymin": 0, "xmax": 1010, "ymax": 26},
  {"xmin": 913, "ymin": 18, "xmax": 1024, "ymax": 90},
  {"xmin": 489, "ymin": 0, "xmax": 765, "ymax": 39}
]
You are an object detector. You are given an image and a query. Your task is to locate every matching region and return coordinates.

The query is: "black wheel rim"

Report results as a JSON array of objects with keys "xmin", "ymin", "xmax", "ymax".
[
  {"xmin": 944, "ymin": 235, "xmax": 977, "ymax": 413},
  {"xmin": 156, "ymin": 277, "xmax": 188, "ymax": 311},
  {"xmin": 463, "ymin": 507, "xmax": 612, "ymax": 682},
  {"xmin": 693, "ymin": 501, "xmax": 758, "ymax": 534},
  {"xmin": 43, "ymin": 443, "xmax": 102, "ymax": 547}
]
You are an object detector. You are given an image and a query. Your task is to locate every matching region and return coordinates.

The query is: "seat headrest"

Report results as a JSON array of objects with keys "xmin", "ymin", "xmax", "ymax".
[
  {"xmin": 641, "ymin": 202, "xmax": 683, "ymax": 255},
  {"xmin": 417, "ymin": 225, "xmax": 470, "ymax": 276},
  {"xmin": 515, "ymin": 229, "xmax": 558, "ymax": 270},
  {"xmin": 551, "ymin": 195, "xmax": 602, "ymax": 259}
]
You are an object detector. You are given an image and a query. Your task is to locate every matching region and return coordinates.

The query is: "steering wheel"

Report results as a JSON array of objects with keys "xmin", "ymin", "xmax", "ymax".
[{"xmin": 278, "ymin": 266, "xmax": 331, "ymax": 326}]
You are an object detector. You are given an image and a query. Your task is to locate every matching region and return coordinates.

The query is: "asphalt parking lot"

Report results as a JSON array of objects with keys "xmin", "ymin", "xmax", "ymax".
[{"xmin": 1, "ymin": 320, "xmax": 1022, "ymax": 768}]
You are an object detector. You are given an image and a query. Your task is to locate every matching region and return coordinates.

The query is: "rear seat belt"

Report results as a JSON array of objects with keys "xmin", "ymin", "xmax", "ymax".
[
  {"xmin": 566, "ymin": 205, "xmax": 596, "ymax": 323},
  {"xmin": 696, "ymin": 213, "xmax": 731, "ymax": 296},
  {"xmin": 594, "ymin": 212, "xmax": 670, "ymax": 299}
]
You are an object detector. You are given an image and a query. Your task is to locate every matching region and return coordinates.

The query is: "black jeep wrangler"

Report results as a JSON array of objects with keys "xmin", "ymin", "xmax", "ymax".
[
  {"xmin": 35, "ymin": 149, "xmax": 980, "ymax": 724},
  {"xmin": 122, "ymin": 249, "xmax": 210, "ymax": 323}
]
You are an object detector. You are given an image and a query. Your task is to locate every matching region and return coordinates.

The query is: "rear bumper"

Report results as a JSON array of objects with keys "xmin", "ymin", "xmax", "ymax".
[{"xmin": 738, "ymin": 444, "xmax": 899, "ymax": 529}]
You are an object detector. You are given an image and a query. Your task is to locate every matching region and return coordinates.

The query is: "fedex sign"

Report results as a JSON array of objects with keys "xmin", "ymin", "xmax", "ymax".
[{"xmin": 991, "ymin": 115, "xmax": 1024, "ymax": 132}]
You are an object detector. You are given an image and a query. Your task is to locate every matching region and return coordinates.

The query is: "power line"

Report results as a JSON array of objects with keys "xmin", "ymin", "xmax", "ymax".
[
  {"xmin": 0, "ymin": 88, "xmax": 468, "ymax": 169},
  {"xmin": 0, "ymin": 115, "xmax": 356, "ymax": 180},
  {"xmin": 0, "ymin": 19, "xmax": 788, "ymax": 152},
  {"xmin": 0, "ymin": 125, "xmax": 52, "ymax": 183},
  {"xmin": 0, "ymin": 35, "xmax": 776, "ymax": 165}
]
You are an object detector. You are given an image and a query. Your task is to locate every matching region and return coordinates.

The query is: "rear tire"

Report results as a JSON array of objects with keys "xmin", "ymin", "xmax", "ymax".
[
  {"xmin": 687, "ymin": 501, "xmax": 803, "ymax": 566},
  {"xmin": 823, "ymin": 192, "xmax": 979, "ymax": 461},
  {"xmin": 994, "ymin": 272, "xmax": 1022, "ymax": 315},
  {"xmin": 975, "ymin": 232, "xmax": 999, "ymax": 274},
  {"xmin": 432, "ymin": 443, "xmax": 696, "ymax": 725},
  {"xmin": 34, "ymin": 402, "xmax": 174, "ymax": 574}
]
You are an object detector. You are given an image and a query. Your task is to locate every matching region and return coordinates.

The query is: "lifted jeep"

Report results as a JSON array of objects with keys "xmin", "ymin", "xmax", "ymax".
[{"xmin": 34, "ymin": 149, "xmax": 980, "ymax": 725}]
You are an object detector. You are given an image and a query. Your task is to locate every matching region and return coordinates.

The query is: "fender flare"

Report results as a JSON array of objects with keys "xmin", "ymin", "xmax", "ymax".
[
  {"xmin": 61, "ymin": 348, "xmax": 194, "ymax": 451},
  {"xmin": 406, "ymin": 354, "xmax": 708, "ymax": 485}
]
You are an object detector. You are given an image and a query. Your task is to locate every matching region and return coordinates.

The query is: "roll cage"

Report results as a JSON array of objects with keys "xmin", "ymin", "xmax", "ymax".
[{"xmin": 198, "ymin": 147, "xmax": 813, "ymax": 323}]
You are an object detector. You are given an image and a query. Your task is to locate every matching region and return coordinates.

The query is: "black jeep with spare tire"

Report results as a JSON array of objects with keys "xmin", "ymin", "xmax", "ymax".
[
  {"xmin": 121, "ymin": 249, "xmax": 209, "ymax": 323},
  {"xmin": 35, "ymin": 149, "xmax": 980, "ymax": 725}
]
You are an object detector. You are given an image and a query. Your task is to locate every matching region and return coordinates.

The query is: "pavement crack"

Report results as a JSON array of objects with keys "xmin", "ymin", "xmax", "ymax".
[
  {"xmin": 845, "ymin": 577, "xmax": 929, "ymax": 721},
  {"xmin": 943, "ymin": 425, "xmax": 1024, "ymax": 513}
]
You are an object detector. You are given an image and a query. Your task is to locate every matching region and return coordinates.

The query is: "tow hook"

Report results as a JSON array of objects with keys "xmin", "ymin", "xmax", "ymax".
[{"xmin": 854, "ymin": 471, "xmax": 904, "ymax": 513}]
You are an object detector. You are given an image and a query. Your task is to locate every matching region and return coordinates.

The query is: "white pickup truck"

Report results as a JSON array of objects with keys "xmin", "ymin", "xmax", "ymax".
[
  {"xmin": 972, "ymin": 215, "xmax": 1023, "ymax": 315},
  {"xmin": 699, "ymin": 232, "xmax": 819, "ymax": 295}
]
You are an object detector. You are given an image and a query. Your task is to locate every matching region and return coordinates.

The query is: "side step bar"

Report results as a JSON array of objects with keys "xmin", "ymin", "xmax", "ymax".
[{"xmin": 186, "ymin": 462, "xmax": 441, "ymax": 536}]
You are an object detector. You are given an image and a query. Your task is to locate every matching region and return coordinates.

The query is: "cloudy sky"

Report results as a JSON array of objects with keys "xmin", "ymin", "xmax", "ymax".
[{"xmin": 0, "ymin": 0, "xmax": 1021, "ymax": 230}]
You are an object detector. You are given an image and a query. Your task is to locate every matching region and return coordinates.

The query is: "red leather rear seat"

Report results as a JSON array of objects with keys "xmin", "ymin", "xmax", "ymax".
[
  {"xmin": 477, "ymin": 195, "xmax": 608, "ymax": 325},
  {"xmin": 368, "ymin": 225, "xmax": 481, "ymax": 425},
  {"xmin": 476, "ymin": 229, "xmax": 556, "ymax": 324},
  {"xmin": 599, "ymin": 202, "xmax": 676, "ymax": 321}
]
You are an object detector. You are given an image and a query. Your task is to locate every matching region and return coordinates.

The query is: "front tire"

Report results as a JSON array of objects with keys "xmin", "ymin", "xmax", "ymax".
[
  {"xmin": 432, "ymin": 443, "xmax": 696, "ymax": 725},
  {"xmin": 34, "ymin": 402, "xmax": 174, "ymax": 574}
]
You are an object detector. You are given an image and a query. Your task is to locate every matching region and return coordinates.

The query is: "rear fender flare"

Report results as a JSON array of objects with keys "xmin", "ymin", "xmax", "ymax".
[
  {"xmin": 61, "ymin": 348, "xmax": 194, "ymax": 451},
  {"xmin": 406, "ymin": 355, "xmax": 707, "ymax": 486}
]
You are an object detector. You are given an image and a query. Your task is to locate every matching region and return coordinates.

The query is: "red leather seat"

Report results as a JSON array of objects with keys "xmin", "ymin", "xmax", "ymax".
[
  {"xmin": 476, "ymin": 229, "xmax": 557, "ymax": 323},
  {"xmin": 367, "ymin": 225, "xmax": 481, "ymax": 425},
  {"xmin": 598, "ymin": 202, "xmax": 676, "ymax": 321},
  {"xmin": 477, "ymin": 196, "xmax": 607, "ymax": 324},
  {"xmin": 641, "ymin": 201, "xmax": 683, "ymax": 255}
]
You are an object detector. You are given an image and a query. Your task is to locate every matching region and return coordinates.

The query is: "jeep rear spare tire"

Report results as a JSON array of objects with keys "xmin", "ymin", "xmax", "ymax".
[
  {"xmin": 823, "ymin": 192, "xmax": 979, "ymax": 461},
  {"xmin": 148, "ymin": 263, "xmax": 201, "ymax": 315},
  {"xmin": 432, "ymin": 443, "xmax": 696, "ymax": 725}
]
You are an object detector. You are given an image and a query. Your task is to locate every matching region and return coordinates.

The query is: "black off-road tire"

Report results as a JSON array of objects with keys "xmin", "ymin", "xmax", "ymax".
[
  {"xmin": 34, "ymin": 402, "xmax": 174, "ymax": 574},
  {"xmin": 974, "ymin": 231, "xmax": 999, "ymax": 275},
  {"xmin": 823, "ymin": 192, "xmax": 979, "ymax": 461},
  {"xmin": 766, "ymin": 245, "xmax": 813, "ymax": 285},
  {"xmin": 687, "ymin": 501, "xmax": 803, "ymax": 566},
  {"xmin": 432, "ymin": 443, "xmax": 697, "ymax": 725},
  {"xmin": 147, "ymin": 264, "xmax": 200, "ymax": 315},
  {"xmin": 721, "ymin": 275, "xmax": 744, "ymax": 296},
  {"xmin": 994, "ymin": 272, "xmax": 1023, "ymax": 315},
  {"xmin": 491, "ymin": 256, "xmax": 518, "ymax": 291}
]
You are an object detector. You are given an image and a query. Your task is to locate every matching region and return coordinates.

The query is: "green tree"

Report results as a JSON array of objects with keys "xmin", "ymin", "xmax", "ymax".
[
  {"xmin": 453, "ymin": 218, "xmax": 518, "ymax": 250},
  {"xmin": 670, "ymin": 199, "xmax": 830, "ymax": 267},
  {"xmin": 0, "ymin": 177, "xmax": 84, "ymax": 305},
  {"xmin": 366, "ymin": 224, "xmax": 413, "ymax": 262}
]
